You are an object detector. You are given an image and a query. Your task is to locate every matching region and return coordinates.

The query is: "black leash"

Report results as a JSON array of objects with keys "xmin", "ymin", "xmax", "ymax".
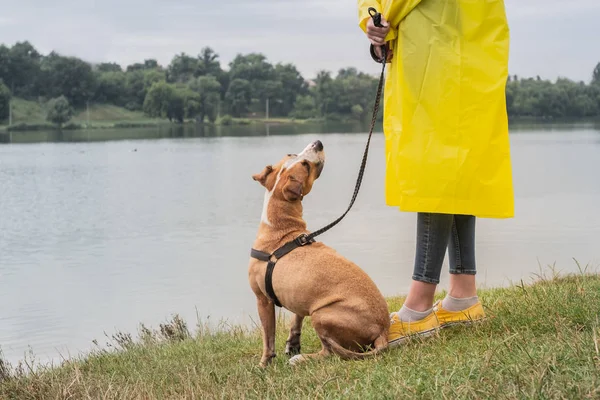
[
  {"xmin": 302, "ymin": 7, "xmax": 387, "ymax": 242},
  {"xmin": 250, "ymin": 8, "xmax": 388, "ymax": 308}
]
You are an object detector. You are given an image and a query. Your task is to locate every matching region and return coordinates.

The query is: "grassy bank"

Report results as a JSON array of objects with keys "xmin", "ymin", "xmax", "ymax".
[
  {"xmin": 6, "ymin": 98, "xmax": 154, "ymax": 124},
  {"xmin": 0, "ymin": 98, "xmax": 311, "ymax": 133},
  {"xmin": 1, "ymin": 271, "xmax": 599, "ymax": 399}
]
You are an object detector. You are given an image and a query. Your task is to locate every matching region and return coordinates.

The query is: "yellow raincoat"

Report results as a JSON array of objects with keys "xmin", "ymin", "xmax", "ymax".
[{"xmin": 358, "ymin": 0, "xmax": 514, "ymax": 218}]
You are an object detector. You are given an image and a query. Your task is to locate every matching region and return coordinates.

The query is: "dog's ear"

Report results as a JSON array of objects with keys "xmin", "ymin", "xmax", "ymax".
[
  {"xmin": 252, "ymin": 165, "xmax": 273, "ymax": 188},
  {"xmin": 282, "ymin": 178, "xmax": 303, "ymax": 202}
]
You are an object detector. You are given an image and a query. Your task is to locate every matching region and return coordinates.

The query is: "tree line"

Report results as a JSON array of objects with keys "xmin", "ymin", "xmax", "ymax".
[{"xmin": 0, "ymin": 41, "xmax": 599, "ymax": 126}]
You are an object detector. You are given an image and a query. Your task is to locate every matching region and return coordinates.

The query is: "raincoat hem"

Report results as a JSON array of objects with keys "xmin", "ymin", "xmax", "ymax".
[{"xmin": 388, "ymin": 198, "xmax": 514, "ymax": 219}]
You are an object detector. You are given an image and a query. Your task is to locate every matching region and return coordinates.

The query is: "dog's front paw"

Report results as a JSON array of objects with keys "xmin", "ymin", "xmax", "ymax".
[
  {"xmin": 259, "ymin": 352, "xmax": 276, "ymax": 368},
  {"xmin": 289, "ymin": 354, "xmax": 306, "ymax": 366},
  {"xmin": 285, "ymin": 340, "xmax": 301, "ymax": 356}
]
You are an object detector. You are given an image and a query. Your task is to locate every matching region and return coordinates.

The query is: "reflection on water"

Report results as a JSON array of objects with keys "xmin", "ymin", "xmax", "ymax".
[
  {"xmin": 2, "ymin": 119, "xmax": 595, "ymax": 145},
  {"xmin": 0, "ymin": 120, "xmax": 374, "ymax": 144}
]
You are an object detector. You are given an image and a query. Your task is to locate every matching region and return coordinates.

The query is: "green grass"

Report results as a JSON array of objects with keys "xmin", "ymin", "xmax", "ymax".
[
  {"xmin": 8, "ymin": 97, "xmax": 47, "ymax": 124},
  {"xmin": 71, "ymin": 104, "xmax": 148, "ymax": 123},
  {"xmin": 1, "ymin": 98, "xmax": 157, "ymax": 131},
  {"xmin": 1, "ymin": 270, "xmax": 599, "ymax": 399},
  {"xmin": 7, "ymin": 98, "xmax": 149, "ymax": 125},
  {"xmin": 1, "ymin": 98, "xmax": 309, "ymax": 133}
]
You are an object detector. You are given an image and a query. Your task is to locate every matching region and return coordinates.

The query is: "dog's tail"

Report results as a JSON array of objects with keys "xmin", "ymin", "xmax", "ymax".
[{"xmin": 324, "ymin": 333, "xmax": 388, "ymax": 361}]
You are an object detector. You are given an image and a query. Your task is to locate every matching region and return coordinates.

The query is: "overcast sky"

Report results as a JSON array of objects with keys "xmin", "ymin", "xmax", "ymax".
[{"xmin": 1, "ymin": 0, "xmax": 599, "ymax": 82}]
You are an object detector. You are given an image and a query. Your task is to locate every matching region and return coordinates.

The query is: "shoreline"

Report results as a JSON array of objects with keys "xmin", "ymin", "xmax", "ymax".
[
  {"xmin": 1, "ymin": 271, "xmax": 599, "ymax": 399},
  {"xmin": 1, "ymin": 115, "xmax": 598, "ymax": 136},
  {"xmin": 0, "ymin": 117, "xmax": 315, "ymax": 133}
]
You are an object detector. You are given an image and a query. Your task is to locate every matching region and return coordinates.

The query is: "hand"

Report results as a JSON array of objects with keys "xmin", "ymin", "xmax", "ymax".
[
  {"xmin": 366, "ymin": 16, "xmax": 392, "ymax": 62},
  {"xmin": 366, "ymin": 15, "xmax": 390, "ymax": 46},
  {"xmin": 372, "ymin": 43, "xmax": 393, "ymax": 63}
]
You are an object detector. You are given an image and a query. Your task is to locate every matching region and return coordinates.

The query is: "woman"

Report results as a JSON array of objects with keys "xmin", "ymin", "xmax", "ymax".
[{"xmin": 357, "ymin": 0, "xmax": 514, "ymax": 345}]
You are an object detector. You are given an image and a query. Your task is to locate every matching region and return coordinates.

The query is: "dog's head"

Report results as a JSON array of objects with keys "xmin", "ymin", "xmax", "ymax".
[{"xmin": 252, "ymin": 140, "xmax": 325, "ymax": 202}]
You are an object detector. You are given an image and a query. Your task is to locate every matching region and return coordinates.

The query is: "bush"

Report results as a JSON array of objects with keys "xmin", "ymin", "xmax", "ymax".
[
  {"xmin": 218, "ymin": 114, "xmax": 233, "ymax": 126},
  {"xmin": 351, "ymin": 104, "xmax": 364, "ymax": 120},
  {"xmin": 46, "ymin": 96, "xmax": 73, "ymax": 127},
  {"xmin": 62, "ymin": 122, "xmax": 83, "ymax": 130}
]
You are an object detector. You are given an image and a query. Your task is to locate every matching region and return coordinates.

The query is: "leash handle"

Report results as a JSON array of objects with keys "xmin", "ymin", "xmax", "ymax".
[
  {"xmin": 367, "ymin": 7, "xmax": 388, "ymax": 64},
  {"xmin": 368, "ymin": 7, "xmax": 384, "ymax": 27}
]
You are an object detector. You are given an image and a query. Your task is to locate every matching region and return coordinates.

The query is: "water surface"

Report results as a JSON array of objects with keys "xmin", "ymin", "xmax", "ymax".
[{"xmin": 1, "ymin": 122, "xmax": 599, "ymax": 365}]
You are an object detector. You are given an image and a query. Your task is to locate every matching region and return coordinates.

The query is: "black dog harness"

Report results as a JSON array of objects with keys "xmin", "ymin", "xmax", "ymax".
[
  {"xmin": 250, "ymin": 234, "xmax": 315, "ymax": 307},
  {"xmin": 250, "ymin": 7, "xmax": 387, "ymax": 309}
]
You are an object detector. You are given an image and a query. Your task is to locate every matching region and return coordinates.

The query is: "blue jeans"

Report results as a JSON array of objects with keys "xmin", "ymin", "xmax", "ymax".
[{"xmin": 412, "ymin": 213, "xmax": 477, "ymax": 285}]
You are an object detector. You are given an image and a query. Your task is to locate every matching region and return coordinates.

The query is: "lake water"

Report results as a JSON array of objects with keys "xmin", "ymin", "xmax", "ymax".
[{"xmin": 1, "ymin": 122, "xmax": 599, "ymax": 365}]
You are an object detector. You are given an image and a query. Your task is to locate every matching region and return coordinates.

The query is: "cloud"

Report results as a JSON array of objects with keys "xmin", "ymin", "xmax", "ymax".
[
  {"xmin": 0, "ymin": 0, "xmax": 598, "ymax": 82},
  {"xmin": 0, "ymin": 17, "xmax": 16, "ymax": 27},
  {"xmin": 505, "ymin": 0, "xmax": 600, "ymax": 18}
]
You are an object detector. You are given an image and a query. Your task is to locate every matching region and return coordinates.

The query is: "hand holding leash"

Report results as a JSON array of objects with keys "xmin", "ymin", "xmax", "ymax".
[{"xmin": 367, "ymin": 7, "xmax": 389, "ymax": 64}]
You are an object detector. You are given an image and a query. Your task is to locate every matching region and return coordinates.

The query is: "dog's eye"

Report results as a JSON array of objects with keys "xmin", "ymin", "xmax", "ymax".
[{"xmin": 287, "ymin": 153, "xmax": 297, "ymax": 157}]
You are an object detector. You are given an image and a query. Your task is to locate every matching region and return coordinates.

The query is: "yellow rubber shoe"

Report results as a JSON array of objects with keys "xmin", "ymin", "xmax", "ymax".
[
  {"xmin": 433, "ymin": 300, "xmax": 486, "ymax": 328},
  {"xmin": 388, "ymin": 311, "xmax": 440, "ymax": 346}
]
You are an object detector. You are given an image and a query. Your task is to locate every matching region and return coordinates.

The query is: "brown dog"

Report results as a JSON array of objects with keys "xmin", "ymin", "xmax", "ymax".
[{"xmin": 248, "ymin": 140, "xmax": 390, "ymax": 367}]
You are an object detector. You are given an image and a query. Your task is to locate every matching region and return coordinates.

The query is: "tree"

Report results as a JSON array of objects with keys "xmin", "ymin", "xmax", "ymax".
[
  {"xmin": 593, "ymin": 62, "xmax": 600, "ymax": 85},
  {"xmin": 228, "ymin": 53, "xmax": 282, "ymax": 113},
  {"xmin": 312, "ymin": 71, "xmax": 334, "ymax": 116},
  {"xmin": 40, "ymin": 52, "xmax": 96, "ymax": 108},
  {"xmin": 97, "ymin": 62, "xmax": 122, "ymax": 73},
  {"xmin": 143, "ymin": 59, "xmax": 159, "ymax": 70},
  {"xmin": 309, "ymin": 69, "xmax": 378, "ymax": 119},
  {"xmin": 197, "ymin": 47, "xmax": 221, "ymax": 77},
  {"xmin": 0, "ymin": 45, "xmax": 11, "ymax": 95},
  {"xmin": 46, "ymin": 96, "xmax": 73, "ymax": 127},
  {"xmin": 167, "ymin": 53, "xmax": 198, "ymax": 83},
  {"xmin": 123, "ymin": 69, "xmax": 165, "ymax": 110},
  {"xmin": 275, "ymin": 63, "xmax": 307, "ymax": 116},
  {"xmin": 254, "ymin": 79, "xmax": 283, "ymax": 113},
  {"xmin": 166, "ymin": 90, "xmax": 185, "ymax": 122},
  {"xmin": 143, "ymin": 69, "xmax": 166, "ymax": 91},
  {"xmin": 189, "ymin": 75, "xmax": 221, "ymax": 122},
  {"xmin": 126, "ymin": 59, "xmax": 160, "ymax": 72},
  {"xmin": 225, "ymin": 78, "xmax": 252, "ymax": 117},
  {"xmin": 6, "ymin": 41, "xmax": 41, "ymax": 97},
  {"xmin": 95, "ymin": 71, "xmax": 127, "ymax": 105},
  {"xmin": 143, "ymin": 81, "xmax": 184, "ymax": 122},
  {"xmin": 334, "ymin": 68, "xmax": 378, "ymax": 116},
  {"xmin": 229, "ymin": 53, "xmax": 275, "ymax": 83},
  {"xmin": 196, "ymin": 47, "xmax": 228, "ymax": 99},
  {"xmin": 1, "ymin": 38, "xmax": 600, "ymax": 122},
  {"xmin": 0, "ymin": 80, "xmax": 11, "ymax": 121},
  {"xmin": 183, "ymin": 90, "xmax": 202, "ymax": 120},
  {"xmin": 291, "ymin": 95, "xmax": 317, "ymax": 119},
  {"xmin": 124, "ymin": 70, "xmax": 145, "ymax": 110}
]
